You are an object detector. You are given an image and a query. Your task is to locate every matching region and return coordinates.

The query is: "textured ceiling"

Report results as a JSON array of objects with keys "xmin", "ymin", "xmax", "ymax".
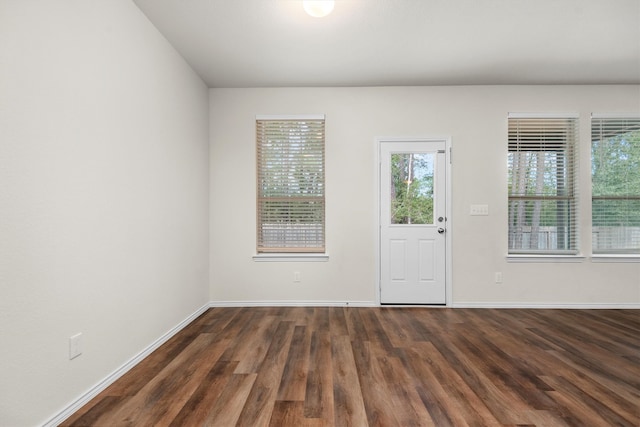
[{"xmin": 132, "ymin": 0, "xmax": 640, "ymax": 88}]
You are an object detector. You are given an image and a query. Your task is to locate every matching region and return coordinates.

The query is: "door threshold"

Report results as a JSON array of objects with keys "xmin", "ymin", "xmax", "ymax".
[{"xmin": 380, "ymin": 303, "xmax": 446, "ymax": 307}]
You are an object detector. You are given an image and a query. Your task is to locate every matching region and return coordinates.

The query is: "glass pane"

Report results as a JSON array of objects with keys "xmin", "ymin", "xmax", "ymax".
[
  {"xmin": 508, "ymin": 199, "xmax": 574, "ymax": 251},
  {"xmin": 592, "ymin": 198, "xmax": 640, "ymax": 254},
  {"xmin": 507, "ymin": 151, "xmax": 570, "ymax": 197},
  {"xmin": 390, "ymin": 153, "xmax": 434, "ymax": 224},
  {"xmin": 591, "ymin": 124, "xmax": 640, "ymax": 253}
]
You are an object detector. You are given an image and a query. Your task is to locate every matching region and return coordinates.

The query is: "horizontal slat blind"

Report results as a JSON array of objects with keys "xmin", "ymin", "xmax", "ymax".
[
  {"xmin": 591, "ymin": 116, "xmax": 640, "ymax": 254},
  {"xmin": 257, "ymin": 118, "xmax": 325, "ymax": 253},
  {"xmin": 508, "ymin": 117, "xmax": 579, "ymax": 254}
]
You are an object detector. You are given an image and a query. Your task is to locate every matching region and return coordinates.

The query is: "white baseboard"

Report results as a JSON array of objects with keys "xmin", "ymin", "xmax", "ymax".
[
  {"xmin": 209, "ymin": 301, "xmax": 640, "ymax": 309},
  {"xmin": 209, "ymin": 300, "xmax": 378, "ymax": 308},
  {"xmin": 43, "ymin": 303, "xmax": 210, "ymax": 427},
  {"xmin": 212, "ymin": 301, "xmax": 640, "ymax": 309},
  {"xmin": 452, "ymin": 302, "xmax": 640, "ymax": 309}
]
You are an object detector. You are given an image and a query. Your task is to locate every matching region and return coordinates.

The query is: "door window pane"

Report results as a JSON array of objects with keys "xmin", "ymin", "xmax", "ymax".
[{"xmin": 390, "ymin": 153, "xmax": 434, "ymax": 224}]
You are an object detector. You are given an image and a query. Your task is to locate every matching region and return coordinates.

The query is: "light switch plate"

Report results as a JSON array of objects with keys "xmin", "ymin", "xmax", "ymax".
[{"xmin": 470, "ymin": 204, "xmax": 489, "ymax": 216}]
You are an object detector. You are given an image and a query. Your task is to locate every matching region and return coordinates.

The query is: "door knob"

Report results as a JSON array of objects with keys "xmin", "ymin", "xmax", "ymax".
[{"xmin": 437, "ymin": 227, "xmax": 445, "ymax": 234}]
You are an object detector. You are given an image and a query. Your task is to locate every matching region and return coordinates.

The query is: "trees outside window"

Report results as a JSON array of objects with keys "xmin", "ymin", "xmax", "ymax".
[
  {"xmin": 256, "ymin": 117, "xmax": 325, "ymax": 253},
  {"xmin": 508, "ymin": 116, "xmax": 579, "ymax": 254},
  {"xmin": 591, "ymin": 116, "xmax": 640, "ymax": 254},
  {"xmin": 390, "ymin": 153, "xmax": 434, "ymax": 225}
]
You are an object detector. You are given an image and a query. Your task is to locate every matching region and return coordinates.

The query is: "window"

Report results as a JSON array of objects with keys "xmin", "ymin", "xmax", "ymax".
[
  {"xmin": 591, "ymin": 115, "xmax": 640, "ymax": 254},
  {"xmin": 390, "ymin": 153, "xmax": 435, "ymax": 225},
  {"xmin": 508, "ymin": 114, "xmax": 579, "ymax": 254},
  {"xmin": 256, "ymin": 115, "xmax": 325, "ymax": 253}
]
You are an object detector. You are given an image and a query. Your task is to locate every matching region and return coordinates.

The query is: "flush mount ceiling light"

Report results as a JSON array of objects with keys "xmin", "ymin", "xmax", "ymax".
[{"xmin": 303, "ymin": 0, "xmax": 335, "ymax": 18}]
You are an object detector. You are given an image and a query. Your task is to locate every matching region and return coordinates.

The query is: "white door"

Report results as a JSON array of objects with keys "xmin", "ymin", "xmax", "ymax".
[{"xmin": 380, "ymin": 140, "xmax": 447, "ymax": 304}]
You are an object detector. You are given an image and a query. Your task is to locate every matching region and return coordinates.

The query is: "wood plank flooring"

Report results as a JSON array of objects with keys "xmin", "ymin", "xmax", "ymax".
[{"xmin": 61, "ymin": 307, "xmax": 640, "ymax": 426}]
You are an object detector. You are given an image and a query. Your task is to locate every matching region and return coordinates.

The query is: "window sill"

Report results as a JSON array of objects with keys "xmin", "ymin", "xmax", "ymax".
[
  {"xmin": 591, "ymin": 254, "xmax": 640, "ymax": 263},
  {"xmin": 253, "ymin": 253, "xmax": 329, "ymax": 262},
  {"xmin": 506, "ymin": 254, "xmax": 586, "ymax": 263}
]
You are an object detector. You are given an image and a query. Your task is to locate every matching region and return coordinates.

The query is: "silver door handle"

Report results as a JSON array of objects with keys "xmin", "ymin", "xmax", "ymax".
[{"xmin": 437, "ymin": 227, "xmax": 445, "ymax": 234}]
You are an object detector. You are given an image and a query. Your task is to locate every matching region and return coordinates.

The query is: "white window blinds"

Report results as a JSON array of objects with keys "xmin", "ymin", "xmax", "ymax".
[
  {"xmin": 591, "ymin": 115, "xmax": 640, "ymax": 254},
  {"xmin": 256, "ymin": 117, "xmax": 325, "ymax": 253},
  {"xmin": 508, "ymin": 115, "xmax": 579, "ymax": 254}
]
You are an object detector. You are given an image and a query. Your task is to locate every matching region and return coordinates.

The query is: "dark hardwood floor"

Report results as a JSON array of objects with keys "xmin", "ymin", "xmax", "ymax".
[{"xmin": 62, "ymin": 307, "xmax": 640, "ymax": 426}]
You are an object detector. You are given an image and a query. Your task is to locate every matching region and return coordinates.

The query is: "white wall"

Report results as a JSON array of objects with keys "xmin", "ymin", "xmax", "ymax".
[
  {"xmin": 0, "ymin": 1, "xmax": 209, "ymax": 425},
  {"xmin": 209, "ymin": 86, "xmax": 640, "ymax": 306}
]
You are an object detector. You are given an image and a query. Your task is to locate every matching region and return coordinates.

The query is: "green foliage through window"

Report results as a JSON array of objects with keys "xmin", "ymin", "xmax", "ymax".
[
  {"xmin": 256, "ymin": 118, "xmax": 325, "ymax": 252},
  {"xmin": 390, "ymin": 153, "xmax": 434, "ymax": 224},
  {"xmin": 507, "ymin": 116, "xmax": 579, "ymax": 253},
  {"xmin": 591, "ymin": 117, "xmax": 640, "ymax": 254}
]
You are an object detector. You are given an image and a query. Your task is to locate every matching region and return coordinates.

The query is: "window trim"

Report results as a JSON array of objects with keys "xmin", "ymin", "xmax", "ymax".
[
  {"xmin": 252, "ymin": 253, "xmax": 329, "ymax": 262},
  {"xmin": 256, "ymin": 114, "xmax": 324, "ymax": 121},
  {"xmin": 590, "ymin": 254, "xmax": 640, "ymax": 263},
  {"xmin": 506, "ymin": 254, "xmax": 586, "ymax": 263}
]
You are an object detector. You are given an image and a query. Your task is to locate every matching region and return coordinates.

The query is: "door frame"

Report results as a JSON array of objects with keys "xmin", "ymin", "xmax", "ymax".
[{"xmin": 375, "ymin": 136, "xmax": 453, "ymax": 306}]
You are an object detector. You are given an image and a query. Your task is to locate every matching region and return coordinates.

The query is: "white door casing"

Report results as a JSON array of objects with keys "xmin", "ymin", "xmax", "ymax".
[{"xmin": 379, "ymin": 139, "xmax": 448, "ymax": 304}]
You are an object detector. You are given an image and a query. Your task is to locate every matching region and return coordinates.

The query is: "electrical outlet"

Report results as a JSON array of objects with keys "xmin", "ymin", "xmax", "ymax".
[
  {"xmin": 495, "ymin": 272, "xmax": 503, "ymax": 284},
  {"xmin": 470, "ymin": 204, "xmax": 489, "ymax": 216},
  {"xmin": 293, "ymin": 271, "xmax": 301, "ymax": 282},
  {"xmin": 69, "ymin": 333, "xmax": 83, "ymax": 360}
]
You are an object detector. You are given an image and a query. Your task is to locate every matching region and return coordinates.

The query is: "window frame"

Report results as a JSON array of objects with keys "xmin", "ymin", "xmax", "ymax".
[
  {"xmin": 255, "ymin": 114, "xmax": 326, "ymax": 256},
  {"xmin": 507, "ymin": 113, "xmax": 580, "ymax": 257}
]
